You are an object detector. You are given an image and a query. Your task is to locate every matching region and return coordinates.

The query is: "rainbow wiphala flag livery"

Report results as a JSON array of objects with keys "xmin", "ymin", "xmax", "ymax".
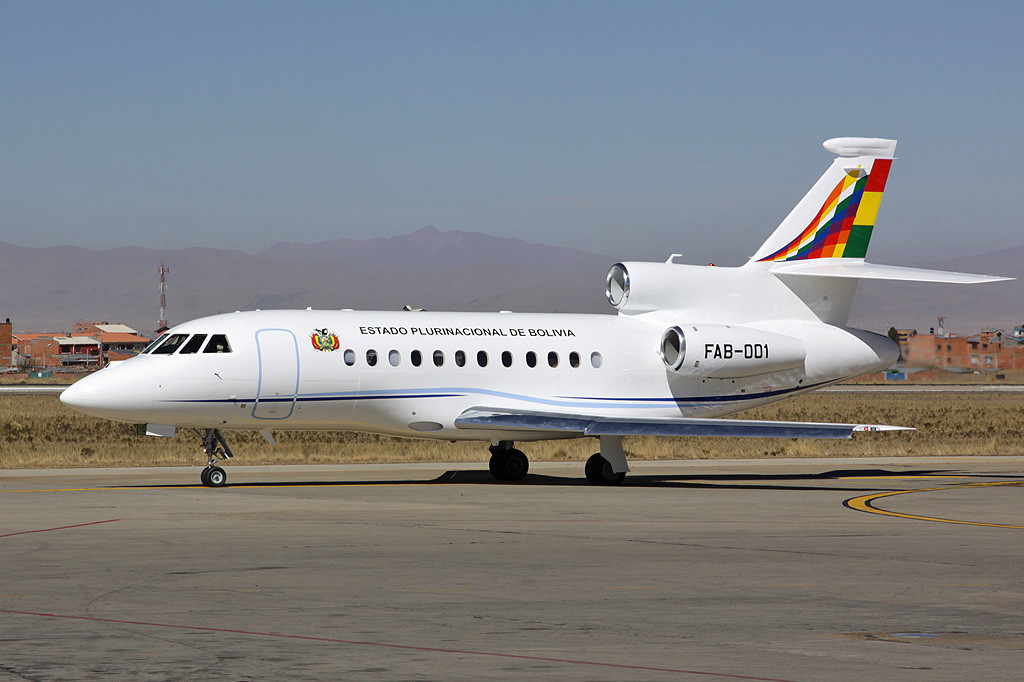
[{"xmin": 757, "ymin": 159, "xmax": 891, "ymax": 262}]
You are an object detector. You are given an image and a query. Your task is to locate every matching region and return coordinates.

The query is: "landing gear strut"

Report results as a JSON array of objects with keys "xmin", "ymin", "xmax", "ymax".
[
  {"xmin": 488, "ymin": 441, "xmax": 529, "ymax": 481},
  {"xmin": 585, "ymin": 435, "xmax": 629, "ymax": 486},
  {"xmin": 194, "ymin": 428, "xmax": 234, "ymax": 487}
]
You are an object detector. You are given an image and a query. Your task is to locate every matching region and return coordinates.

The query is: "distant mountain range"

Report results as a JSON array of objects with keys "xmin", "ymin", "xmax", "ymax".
[
  {"xmin": 1, "ymin": 226, "xmax": 1020, "ymax": 337},
  {"xmin": 0, "ymin": 227, "xmax": 614, "ymax": 335}
]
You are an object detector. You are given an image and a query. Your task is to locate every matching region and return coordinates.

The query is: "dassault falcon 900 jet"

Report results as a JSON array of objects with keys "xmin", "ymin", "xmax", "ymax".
[{"xmin": 61, "ymin": 137, "xmax": 1010, "ymax": 487}]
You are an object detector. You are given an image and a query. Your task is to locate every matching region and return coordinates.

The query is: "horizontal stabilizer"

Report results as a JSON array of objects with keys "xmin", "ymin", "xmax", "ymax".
[
  {"xmin": 455, "ymin": 408, "xmax": 912, "ymax": 439},
  {"xmin": 770, "ymin": 259, "xmax": 1013, "ymax": 284}
]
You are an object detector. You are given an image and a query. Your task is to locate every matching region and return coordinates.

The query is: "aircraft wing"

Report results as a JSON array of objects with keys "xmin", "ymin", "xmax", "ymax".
[{"xmin": 455, "ymin": 408, "xmax": 912, "ymax": 439}]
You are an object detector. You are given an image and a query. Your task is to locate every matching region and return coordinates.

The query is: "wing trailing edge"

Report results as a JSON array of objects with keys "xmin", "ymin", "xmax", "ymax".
[{"xmin": 455, "ymin": 408, "xmax": 913, "ymax": 439}]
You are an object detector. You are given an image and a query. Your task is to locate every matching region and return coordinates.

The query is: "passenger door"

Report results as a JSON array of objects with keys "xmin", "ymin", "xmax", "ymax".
[{"xmin": 253, "ymin": 329, "xmax": 299, "ymax": 419}]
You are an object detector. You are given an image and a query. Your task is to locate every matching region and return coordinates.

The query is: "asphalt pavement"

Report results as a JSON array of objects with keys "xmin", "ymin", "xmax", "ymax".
[{"xmin": 2, "ymin": 457, "xmax": 1023, "ymax": 681}]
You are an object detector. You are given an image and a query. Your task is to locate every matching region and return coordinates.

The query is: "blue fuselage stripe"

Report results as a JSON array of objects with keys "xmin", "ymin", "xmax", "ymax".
[{"xmin": 163, "ymin": 381, "xmax": 828, "ymax": 409}]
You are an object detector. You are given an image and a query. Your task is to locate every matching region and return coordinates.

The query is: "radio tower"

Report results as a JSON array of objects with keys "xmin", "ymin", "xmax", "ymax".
[{"xmin": 157, "ymin": 261, "xmax": 170, "ymax": 334}]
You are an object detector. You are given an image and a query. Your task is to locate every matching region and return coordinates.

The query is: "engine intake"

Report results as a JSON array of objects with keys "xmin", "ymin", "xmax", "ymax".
[
  {"xmin": 606, "ymin": 261, "xmax": 738, "ymax": 313},
  {"xmin": 660, "ymin": 324, "xmax": 805, "ymax": 378},
  {"xmin": 605, "ymin": 263, "xmax": 630, "ymax": 308}
]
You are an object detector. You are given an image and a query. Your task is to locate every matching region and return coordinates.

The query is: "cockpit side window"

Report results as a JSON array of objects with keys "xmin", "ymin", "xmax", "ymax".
[
  {"xmin": 203, "ymin": 334, "xmax": 232, "ymax": 353},
  {"xmin": 178, "ymin": 334, "xmax": 208, "ymax": 354},
  {"xmin": 141, "ymin": 334, "xmax": 169, "ymax": 354},
  {"xmin": 151, "ymin": 334, "xmax": 189, "ymax": 355}
]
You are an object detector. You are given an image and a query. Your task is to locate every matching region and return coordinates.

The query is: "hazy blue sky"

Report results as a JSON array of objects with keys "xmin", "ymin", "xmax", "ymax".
[{"xmin": 3, "ymin": 1, "xmax": 1022, "ymax": 264}]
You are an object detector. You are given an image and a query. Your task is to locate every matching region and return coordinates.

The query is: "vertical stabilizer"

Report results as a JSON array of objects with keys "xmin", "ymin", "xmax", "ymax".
[{"xmin": 749, "ymin": 138, "xmax": 896, "ymax": 263}]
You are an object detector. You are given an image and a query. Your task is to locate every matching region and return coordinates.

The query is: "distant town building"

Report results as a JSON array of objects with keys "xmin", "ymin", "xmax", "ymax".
[
  {"xmin": 9, "ymin": 321, "xmax": 151, "ymax": 369},
  {"xmin": 73, "ymin": 321, "xmax": 151, "ymax": 361},
  {"xmin": 894, "ymin": 328, "xmax": 918, "ymax": 360},
  {"xmin": 13, "ymin": 334, "xmax": 101, "ymax": 369},
  {"xmin": 73, "ymin": 321, "xmax": 138, "ymax": 336},
  {"xmin": 905, "ymin": 328, "xmax": 1024, "ymax": 371},
  {"xmin": 1, "ymin": 318, "xmax": 13, "ymax": 368}
]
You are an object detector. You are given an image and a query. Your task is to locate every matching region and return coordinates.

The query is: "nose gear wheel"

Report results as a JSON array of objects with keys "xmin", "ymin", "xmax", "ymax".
[{"xmin": 193, "ymin": 428, "xmax": 234, "ymax": 487}]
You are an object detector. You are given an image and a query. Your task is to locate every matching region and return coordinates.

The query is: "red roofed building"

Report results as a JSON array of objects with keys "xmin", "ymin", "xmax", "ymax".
[
  {"xmin": 905, "ymin": 329, "xmax": 1024, "ymax": 371},
  {"xmin": 73, "ymin": 322, "xmax": 151, "ymax": 361},
  {"xmin": 14, "ymin": 334, "xmax": 100, "ymax": 368},
  {"xmin": 12, "ymin": 322, "xmax": 151, "ymax": 368},
  {"xmin": 98, "ymin": 332, "xmax": 152, "ymax": 361}
]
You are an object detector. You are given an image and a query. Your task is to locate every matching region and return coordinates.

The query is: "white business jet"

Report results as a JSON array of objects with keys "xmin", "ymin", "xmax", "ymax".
[{"xmin": 60, "ymin": 137, "xmax": 1009, "ymax": 487}]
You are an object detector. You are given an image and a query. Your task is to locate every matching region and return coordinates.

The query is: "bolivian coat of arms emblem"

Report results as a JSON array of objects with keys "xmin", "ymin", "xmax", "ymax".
[{"xmin": 311, "ymin": 328, "xmax": 340, "ymax": 351}]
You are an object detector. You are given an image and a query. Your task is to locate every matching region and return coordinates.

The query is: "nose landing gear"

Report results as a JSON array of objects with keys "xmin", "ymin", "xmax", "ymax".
[{"xmin": 194, "ymin": 428, "xmax": 234, "ymax": 487}]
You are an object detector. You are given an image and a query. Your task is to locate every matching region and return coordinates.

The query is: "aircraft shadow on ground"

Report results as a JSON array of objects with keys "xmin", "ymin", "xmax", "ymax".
[
  {"xmin": 428, "ymin": 468, "xmax": 961, "ymax": 492},
  {"xmin": 124, "ymin": 467, "xmax": 1016, "ymax": 491}
]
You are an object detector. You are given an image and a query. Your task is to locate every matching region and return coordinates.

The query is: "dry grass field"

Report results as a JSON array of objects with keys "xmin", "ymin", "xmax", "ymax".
[{"xmin": 2, "ymin": 390, "xmax": 1023, "ymax": 469}]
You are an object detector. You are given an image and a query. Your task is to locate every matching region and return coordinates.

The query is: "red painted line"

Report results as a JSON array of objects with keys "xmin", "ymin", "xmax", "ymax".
[
  {"xmin": 0, "ymin": 519, "xmax": 120, "ymax": 539},
  {"xmin": 0, "ymin": 608, "xmax": 801, "ymax": 682}
]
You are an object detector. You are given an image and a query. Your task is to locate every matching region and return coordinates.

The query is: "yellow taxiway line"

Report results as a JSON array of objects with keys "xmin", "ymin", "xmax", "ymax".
[{"xmin": 845, "ymin": 480, "xmax": 1024, "ymax": 529}]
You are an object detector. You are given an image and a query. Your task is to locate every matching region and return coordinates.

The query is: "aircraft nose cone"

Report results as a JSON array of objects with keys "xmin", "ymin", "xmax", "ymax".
[
  {"xmin": 58, "ymin": 377, "xmax": 105, "ymax": 413},
  {"xmin": 60, "ymin": 359, "xmax": 156, "ymax": 421}
]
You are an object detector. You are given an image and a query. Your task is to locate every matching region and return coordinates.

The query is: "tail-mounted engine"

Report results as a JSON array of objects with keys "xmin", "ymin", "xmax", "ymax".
[
  {"xmin": 606, "ymin": 262, "xmax": 806, "ymax": 378},
  {"xmin": 606, "ymin": 262, "xmax": 690, "ymax": 313},
  {"xmin": 659, "ymin": 324, "xmax": 806, "ymax": 378},
  {"xmin": 606, "ymin": 261, "xmax": 744, "ymax": 314}
]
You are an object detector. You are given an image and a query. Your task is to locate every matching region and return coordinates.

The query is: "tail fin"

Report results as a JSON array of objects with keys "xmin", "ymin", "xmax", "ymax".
[
  {"xmin": 746, "ymin": 137, "xmax": 1009, "ymax": 327},
  {"xmin": 749, "ymin": 137, "xmax": 896, "ymax": 263}
]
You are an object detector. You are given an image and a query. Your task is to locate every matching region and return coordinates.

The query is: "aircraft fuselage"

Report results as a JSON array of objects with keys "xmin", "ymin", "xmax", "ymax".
[{"xmin": 64, "ymin": 308, "xmax": 896, "ymax": 442}]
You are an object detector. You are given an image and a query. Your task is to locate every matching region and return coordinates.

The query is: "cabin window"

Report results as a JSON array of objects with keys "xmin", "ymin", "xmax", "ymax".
[
  {"xmin": 455, "ymin": 350, "xmax": 466, "ymax": 367},
  {"xmin": 590, "ymin": 351, "xmax": 603, "ymax": 368},
  {"xmin": 389, "ymin": 350, "xmax": 401, "ymax": 366},
  {"xmin": 547, "ymin": 351, "xmax": 558, "ymax": 368},
  {"xmin": 411, "ymin": 350, "xmax": 422, "ymax": 366},
  {"xmin": 152, "ymin": 334, "xmax": 189, "ymax": 355},
  {"xmin": 569, "ymin": 351, "xmax": 580, "ymax": 368},
  {"xmin": 526, "ymin": 351, "xmax": 537, "ymax": 368},
  {"xmin": 344, "ymin": 349, "xmax": 355, "ymax": 366},
  {"xmin": 433, "ymin": 350, "xmax": 444, "ymax": 367},
  {"xmin": 366, "ymin": 349, "xmax": 378, "ymax": 366},
  {"xmin": 142, "ymin": 334, "xmax": 169, "ymax": 354},
  {"xmin": 501, "ymin": 350, "xmax": 513, "ymax": 368},
  {"xmin": 203, "ymin": 334, "xmax": 232, "ymax": 353},
  {"xmin": 477, "ymin": 350, "xmax": 488, "ymax": 367},
  {"xmin": 178, "ymin": 334, "xmax": 208, "ymax": 354}
]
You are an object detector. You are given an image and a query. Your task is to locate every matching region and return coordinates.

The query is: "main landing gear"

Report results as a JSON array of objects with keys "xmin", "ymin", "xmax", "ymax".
[
  {"xmin": 585, "ymin": 453, "xmax": 627, "ymax": 485},
  {"xmin": 584, "ymin": 435, "xmax": 629, "ymax": 485},
  {"xmin": 489, "ymin": 441, "xmax": 529, "ymax": 481},
  {"xmin": 487, "ymin": 435, "xmax": 630, "ymax": 485},
  {"xmin": 194, "ymin": 428, "xmax": 234, "ymax": 487}
]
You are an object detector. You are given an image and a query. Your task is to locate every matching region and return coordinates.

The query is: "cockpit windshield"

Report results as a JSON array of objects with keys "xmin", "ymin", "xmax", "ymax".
[
  {"xmin": 151, "ymin": 334, "xmax": 189, "ymax": 355},
  {"xmin": 146, "ymin": 333, "xmax": 232, "ymax": 355},
  {"xmin": 179, "ymin": 334, "xmax": 208, "ymax": 354},
  {"xmin": 141, "ymin": 334, "xmax": 169, "ymax": 354}
]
